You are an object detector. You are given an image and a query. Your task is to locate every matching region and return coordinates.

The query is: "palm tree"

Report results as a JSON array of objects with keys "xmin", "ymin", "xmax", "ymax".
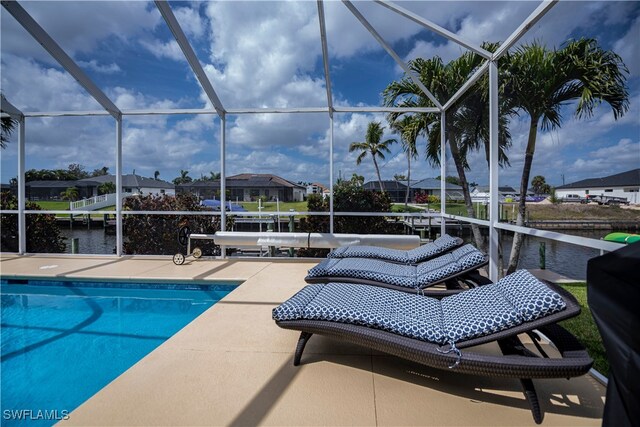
[
  {"xmin": 60, "ymin": 187, "xmax": 79, "ymax": 202},
  {"xmin": 384, "ymin": 43, "xmax": 513, "ymax": 250},
  {"xmin": 1, "ymin": 116, "xmax": 17, "ymax": 149},
  {"xmin": 390, "ymin": 115, "xmax": 419, "ymax": 208},
  {"xmin": 504, "ymin": 38, "xmax": 629, "ymax": 274},
  {"xmin": 173, "ymin": 170, "xmax": 192, "ymax": 185},
  {"xmin": 349, "ymin": 122, "xmax": 396, "ymax": 192}
]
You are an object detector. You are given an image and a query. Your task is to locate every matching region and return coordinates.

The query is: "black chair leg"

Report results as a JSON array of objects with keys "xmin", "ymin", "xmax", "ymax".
[
  {"xmin": 497, "ymin": 337, "xmax": 544, "ymax": 424},
  {"xmin": 294, "ymin": 332, "xmax": 313, "ymax": 366},
  {"xmin": 521, "ymin": 378, "xmax": 543, "ymax": 424}
]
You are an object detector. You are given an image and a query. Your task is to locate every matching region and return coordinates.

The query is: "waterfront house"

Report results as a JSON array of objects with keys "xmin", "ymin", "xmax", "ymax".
[
  {"xmin": 363, "ymin": 179, "xmax": 465, "ymax": 203},
  {"xmin": 555, "ymin": 168, "xmax": 640, "ymax": 204},
  {"xmin": 363, "ymin": 180, "xmax": 410, "ymax": 203},
  {"xmin": 177, "ymin": 173, "xmax": 306, "ymax": 202},
  {"xmin": 306, "ymin": 182, "xmax": 327, "ymax": 197},
  {"xmin": 412, "ymin": 178, "xmax": 465, "ymax": 201}
]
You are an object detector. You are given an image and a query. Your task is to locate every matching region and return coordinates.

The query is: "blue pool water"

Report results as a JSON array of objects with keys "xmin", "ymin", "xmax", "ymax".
[{"xmin": 0, "ymin": 279, "xmax": 238, "ymax": 426}]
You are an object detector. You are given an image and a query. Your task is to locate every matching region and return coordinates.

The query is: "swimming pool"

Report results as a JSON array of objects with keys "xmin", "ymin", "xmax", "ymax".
[{"xmin": 0, "ymin": 279, "xmax": 238, "ymax": 426}]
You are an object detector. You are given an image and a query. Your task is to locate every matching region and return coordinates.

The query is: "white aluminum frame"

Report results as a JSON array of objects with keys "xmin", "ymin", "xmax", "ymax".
[{"xmin": 2, "ymin": 0, "xmax": 614, "ymax": 273}]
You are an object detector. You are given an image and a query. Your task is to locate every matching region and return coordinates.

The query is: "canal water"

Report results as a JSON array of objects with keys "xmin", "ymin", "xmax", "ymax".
[{"xmin": 58, "ymin": 227, "xmax": 612, "ymax": 281}]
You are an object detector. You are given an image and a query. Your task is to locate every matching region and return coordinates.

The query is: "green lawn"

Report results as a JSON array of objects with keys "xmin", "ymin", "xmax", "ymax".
[
  {"xmin": 559, "ymin": 283, "xmax": 608, "ymax": 377},
  {"xmin": 391, "ymin": 204, "xmax": 424, "ymax": 213},
  {"xmin": 239, "ymin": 201, "xmax": 308, "ymax": 212},
  {"xmin": 33, "ymin": 201, "xmax": 70, "ymax": 210}
]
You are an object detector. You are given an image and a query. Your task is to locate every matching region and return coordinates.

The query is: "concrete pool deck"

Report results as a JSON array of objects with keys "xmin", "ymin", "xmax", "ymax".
[{"xmin": 0, "ymin": 254, "xmax": 605, "ymax": 426}]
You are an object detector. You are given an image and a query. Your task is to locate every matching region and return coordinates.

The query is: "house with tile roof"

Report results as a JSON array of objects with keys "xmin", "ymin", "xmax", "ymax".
[{"xmin": 177, "ymin": 173, "xmax": 306, "ymax": 202}]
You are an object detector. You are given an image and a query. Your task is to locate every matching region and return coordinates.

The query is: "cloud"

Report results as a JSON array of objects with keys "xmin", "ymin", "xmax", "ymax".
[
  {"xmin": 77, "ymin": 59, "xmax": 122, "ymax": 74},
  {"xmin": 1, "ymin": 1, "xmax": 160, "ymax": 63},
  {"xmin": 139, "ymin": 39, "xmax": 185, "ymax": 62},
  {"xmin": 613, "ymin": 15, "xmax": 640, "ymax": 75},
  {"xmin": 569, "ymin": 138, "xmax": 640, "ymax": 178}
]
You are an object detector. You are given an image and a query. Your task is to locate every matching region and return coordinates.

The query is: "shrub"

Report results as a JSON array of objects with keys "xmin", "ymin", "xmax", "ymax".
[
  {"xmin": 0, "ymin": 191, "xmax": 66, "ymax": 253},
  {"xmin": 122, "ymin": 193, "xmax": 234, "ymax": 256},
  {"xmin": 415, "ymin": 193, "xmax": 440, "ymax": 204},
  {"xmin": 297, "ymin": 182, "xmax": 396, "ymax": 256}
]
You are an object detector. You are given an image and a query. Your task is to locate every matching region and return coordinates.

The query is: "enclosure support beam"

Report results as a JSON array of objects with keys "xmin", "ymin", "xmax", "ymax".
[
  {"xmin": 440, "ymin": 111, "xmax": 446, "ymax": 237},
  {"xmin": 329, "ymin": 115, "xmax": 335, "ymax": 233},
  {"xmin": 343, "ymin": 0, "xmax": 442, "ymax": 110},
  {"xmin": 488, "ymin": 61, "xmax": 500, "ymax": 281},
  {"xmin": 317, "ymin": 0, "xmax": 334, "ymax": 118},
  {"xmin": 155, "ymin": 1, "xmax": 225, "ymax": 118},
  {"xmin": 374, "ymin": 0, "xmax": 492, "ymax": 59},
  {"xmin": 220, "ymin": 114, "xmax": 227, "ymax": 258},
  {"xmin": 18, "ymin": 117, "xmax": 26, "ymax": 254},
  {"xmin": 493, "ymin": 0, "xmax": 558, "ymax": 60},
  {"xmin": 2, "ymin": 1, "xmax": 121, "ymax": 118},
  {"xmin": 115, "ymin": 116, "xmax": 123, "ymax": 256}
]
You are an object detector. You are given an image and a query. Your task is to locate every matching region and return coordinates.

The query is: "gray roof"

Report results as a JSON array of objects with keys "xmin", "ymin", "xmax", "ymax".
[
  {"xmin": 79, "ymin": 174, "xmax": 174, "ymax": 189},
  {"xmin": 176, "ymin": 173, "xmax": 305, "ymax": 190},
  {"xmin": 411, "ymin": 178, "xmax": 462, "ymax": 190},
  {"xmin": 556, "ymin": 168, "xmax": 640, "ymax": 190}
]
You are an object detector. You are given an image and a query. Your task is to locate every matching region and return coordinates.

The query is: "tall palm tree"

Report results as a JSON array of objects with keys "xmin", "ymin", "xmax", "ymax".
[
  {"xmin": 504, "ymin": 38, "xmax": 629, "ymax": 274},
  {"xmin": 1, "ymin": 116, "xmax": 17, "ymax": 149},
  {"xmin": 390, "ymin": 115, "xmax": 419, "ymax": 208},
  {"xmin": 384, "ymin": 43, "xmax": 513, "ymax": 250},
  {"xmin": 349, "ymin": 122, "xmax": 396, "ymax": 192}
]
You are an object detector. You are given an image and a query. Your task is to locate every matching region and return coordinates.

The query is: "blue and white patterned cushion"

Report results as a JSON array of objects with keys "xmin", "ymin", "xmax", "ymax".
[
  {"xmin": 272, "ymin": 284, "xmax": 326, "ymax": 321},
  {"xmin": 441, "ymin": 284, "xmax": 520, "ymax": 342},
  {"xmin": 274, "ymin": 270, "xmax": 567, "ymax": 347},
  {"xmin": 416, "ymin": 245, "xmax": 486, "ymax": 287},
  {"xmin": 307, "ymin": 257, "xmax": 418, "ymax": 288},
  {"xmin": 406, "ymin": 234, "xmax": 461, "ymax": 264},
  {"xmin": 327, "ymin": 234, "xmax": 461, "ymax": 265},
  {"xmin": 275, "ymin": 282, "xmax": 446, "ymax": 343},
  {"xmin": 496, "ymin": 270, "xmax": 566, "ymax": 321},
  {"xmin": 328, "ymin": 245, "xmax": 409, "ymax": 263}
]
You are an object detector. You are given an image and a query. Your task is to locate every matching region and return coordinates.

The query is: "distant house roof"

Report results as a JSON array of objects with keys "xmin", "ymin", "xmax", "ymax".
[
  {"xmin": 227, "ymin": 173, "xmax": 305, "ymax": 189},
  {"xmin": 411, "ymin": 178, "xmax": 462, "ymax": 190},
  {"xmin": 79, "ymin": 174, "xmax": 174, "ymax": 189},
  {"xmin": 556, "ymin": 169, "xmax": 640, "ymax": 190},
  {"xmin": 176, "ymin": 174, "xmax": 305, "ymax": 189},
  {"xmin": 363, "ymin": 180, "xmax": 408, "ymax": 191}
]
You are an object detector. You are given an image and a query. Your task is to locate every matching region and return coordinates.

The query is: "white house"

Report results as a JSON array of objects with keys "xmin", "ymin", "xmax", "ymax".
[
  {"xmin": 306, "ymin": 182, "xmax": 327, "ymax": 197},
  {"xmin": 555, "ymin": 169, "xmax": 640, "ymax": 204}
]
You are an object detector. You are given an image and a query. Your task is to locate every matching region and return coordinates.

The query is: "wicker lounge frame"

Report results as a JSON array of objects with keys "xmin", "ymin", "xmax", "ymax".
[
  {"xmin": 305, "ymin": 256, "xmax": 491, "ymax": 297},
  {"xmin": 276, "ymin": 283, "xmax": 592, "ymax": 424}
]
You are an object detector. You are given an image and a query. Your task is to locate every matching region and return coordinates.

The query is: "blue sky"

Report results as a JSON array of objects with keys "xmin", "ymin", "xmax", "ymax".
[{"xmin": 1, "ymin": 1, "xmax": 639, "ymax": 189}]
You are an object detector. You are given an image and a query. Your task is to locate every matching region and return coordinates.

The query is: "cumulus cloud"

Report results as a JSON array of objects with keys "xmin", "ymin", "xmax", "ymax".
[
  {"xmin": 77, "ymin": 59, "xmax": 122, "ymax": 74},
  {"xmin": 139, "ymin": 39, "xmax": 185, "ymax": 62}
]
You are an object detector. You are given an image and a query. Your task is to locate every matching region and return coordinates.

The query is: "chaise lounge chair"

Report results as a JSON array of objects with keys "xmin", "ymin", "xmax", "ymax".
[
  {"xmin": 328, "ymin": 234, "xmax": 464, "ymax": 264},
  {"xmin": 306, "ymin": 244, "xmax": 489, "ymax": 296},
  {"xmin": 273, "ymin": 270, "xmax": 593, "ymax": 424}
]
